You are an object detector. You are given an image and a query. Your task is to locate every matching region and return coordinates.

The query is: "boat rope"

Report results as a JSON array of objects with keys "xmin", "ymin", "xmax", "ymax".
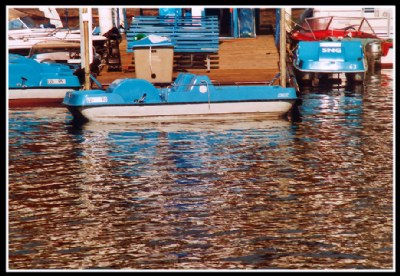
[
  {"xmin": 269, "ymin": 73, "xmax": 280, "ymax": 86},
  {"xmin": 90, "ymin": 74, "xmax": 103, "ymax": 89}
]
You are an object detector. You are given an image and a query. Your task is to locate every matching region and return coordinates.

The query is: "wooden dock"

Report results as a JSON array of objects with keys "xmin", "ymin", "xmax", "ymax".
[{"xmin": 96, "ymin": 34, "xmax": 281, "ymax": 87}]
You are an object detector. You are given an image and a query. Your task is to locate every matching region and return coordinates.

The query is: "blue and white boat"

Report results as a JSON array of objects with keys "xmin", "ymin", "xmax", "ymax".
[
  {"xmin": 293, "ymin": 40, "xmax": 367, "ymax": 83},
  {"xmin": 63, "ymin": 73, "xmax": 298, "ymax": 123},
  {"xmin": 8, "ymin": 54, "xmax": 82, "ymax": 107}
]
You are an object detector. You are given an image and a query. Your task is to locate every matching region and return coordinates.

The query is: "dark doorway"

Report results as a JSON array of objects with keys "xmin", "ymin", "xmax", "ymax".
[{"xmin": 205, "ymin": 8, "xmax": 232, "ymax": 37}]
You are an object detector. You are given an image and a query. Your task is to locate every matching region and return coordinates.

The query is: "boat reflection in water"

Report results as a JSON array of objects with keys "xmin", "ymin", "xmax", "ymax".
[{"xmin": 8, "ymin": 69, "xmax": 393, "ymax": 271}]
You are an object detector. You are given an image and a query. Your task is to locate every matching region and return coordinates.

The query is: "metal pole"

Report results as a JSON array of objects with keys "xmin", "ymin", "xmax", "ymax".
[
  {"xmin": 386, "ymin": 10, "xmax": 391, "ymax": 37},
  {"xmin": 98, "ymin": 8, "xmax": 114, "ymax": 35},
  {"xmin": 279, "ymin": 8, "xmax": 287, "ymax": 87}
]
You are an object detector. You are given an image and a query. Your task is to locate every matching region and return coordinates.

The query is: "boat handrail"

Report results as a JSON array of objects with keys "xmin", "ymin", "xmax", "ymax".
[
  {"xmin": 47, "ymin": 26, "xmax": 66, "ymax": 36},
  {"xmin": 233, "ymin": 81, "xmax": 271, "ymax": 85},
  {"xmin": 200, "ymin": 79, "xmax": 211, "ymax": 110},
  {"xmin": 170, "ymin": 82, "xmax": 212, "ymax": 90},
  {"xmin": 170, "ymin": 80, "xmax": 273, "ymax": 90}
]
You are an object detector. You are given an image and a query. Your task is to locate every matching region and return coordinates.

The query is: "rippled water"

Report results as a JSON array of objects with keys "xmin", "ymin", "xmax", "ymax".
[{"xmin": 7, "ymin": 70, "xmax": 394, "ymax": 271}]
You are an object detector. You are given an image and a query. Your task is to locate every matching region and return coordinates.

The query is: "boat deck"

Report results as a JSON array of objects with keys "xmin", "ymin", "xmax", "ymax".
[{"xmin": 96, "ymin": 34, "xmax": 281, "ymax": 87}]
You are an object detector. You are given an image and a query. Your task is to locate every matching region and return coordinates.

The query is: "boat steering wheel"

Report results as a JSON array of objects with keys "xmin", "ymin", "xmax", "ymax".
[
  {"xmin": 343, "ymin": 25, "xmax": 358, "ymax": 38},
  {"xmin": 343, "ymin": 25, "xmax": 358, "ymax": 31}
]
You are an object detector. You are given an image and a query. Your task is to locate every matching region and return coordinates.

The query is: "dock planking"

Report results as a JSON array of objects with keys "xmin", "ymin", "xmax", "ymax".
[{"xmin": 96, "ymin": 34, "xmax": 280, "ymax": 87}]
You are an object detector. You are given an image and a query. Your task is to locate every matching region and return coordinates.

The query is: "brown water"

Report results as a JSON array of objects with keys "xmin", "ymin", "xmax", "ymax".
[{"xmin": 7, "ymin": 70, "xmax": 394, "ymax": 271}]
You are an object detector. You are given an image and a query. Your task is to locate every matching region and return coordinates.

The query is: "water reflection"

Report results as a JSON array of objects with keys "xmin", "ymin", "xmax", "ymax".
[{"xmin": 8, "ymin": 70, "xmax": 393, "ymax": 270}]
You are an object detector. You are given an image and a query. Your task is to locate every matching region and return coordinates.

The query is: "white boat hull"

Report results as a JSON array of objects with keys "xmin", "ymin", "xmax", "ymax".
[
  {"xmin": 72, "ymin": 101, "xmax": 295, "ymax": 122},
  {"xmin": 9, "ymin": 88, "xmax": 74, "ymax": 100},
  {"xmin": 8, "ymin": 32, "xmax": 107, "ymax": 56},
  {"xmin": 9, "ymin": 88, "xmax": 76, "ymax": 107}
]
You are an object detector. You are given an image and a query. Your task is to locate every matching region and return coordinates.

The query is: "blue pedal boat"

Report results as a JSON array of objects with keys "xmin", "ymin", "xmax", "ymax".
[
  {"xmin": 293, "ymin": 40, "xmax": 367, "ymax": 83},
  {"xmin": 63, "ymin": 73, "xmax": 298, "ymax": 123},
  {"xmin": 8, "ymin": 54, "xmax": 81, "ymax": 107}
]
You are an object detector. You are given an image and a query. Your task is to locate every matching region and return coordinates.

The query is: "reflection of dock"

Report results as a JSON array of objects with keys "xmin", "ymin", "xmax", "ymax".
[{"xmin": 96, "ymin": 35, "xmax": 281, "ymax": 87}]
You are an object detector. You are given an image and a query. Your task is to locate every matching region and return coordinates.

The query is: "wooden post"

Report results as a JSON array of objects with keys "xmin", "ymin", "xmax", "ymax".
[
  {"xmin": 279, "ymin": 8, "xmax": 286, "ymax": 87},
  {"xmin": 80, "ymin": 8, "xmax": 91, "ymax": 90},
  {"xmin": 84, "ymin": 21, "xmax": 91, "ymax": 90}
]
